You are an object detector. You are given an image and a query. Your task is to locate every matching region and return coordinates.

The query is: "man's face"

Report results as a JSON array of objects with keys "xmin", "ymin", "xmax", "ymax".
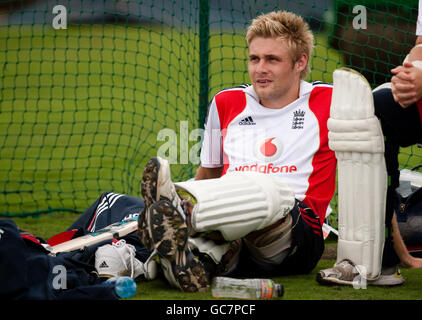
[{"xmin": 248, "ymin": 37, "xmax": 306, "ymax": 108}]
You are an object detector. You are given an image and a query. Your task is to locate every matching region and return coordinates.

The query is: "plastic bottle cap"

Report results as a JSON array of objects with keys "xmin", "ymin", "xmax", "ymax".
[
  {"xmin": 106, "ymin": 276, "xmax": 137, "ymax": 299},
  {"xmin": 274, "ymin": 283, "xmax": 284, "ymax": 297}
]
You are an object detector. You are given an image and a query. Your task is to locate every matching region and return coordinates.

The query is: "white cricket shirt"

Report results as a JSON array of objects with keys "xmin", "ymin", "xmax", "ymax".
[{"xmin": 200, "ymin": 81, "xmax": 336, "ymax": 224}]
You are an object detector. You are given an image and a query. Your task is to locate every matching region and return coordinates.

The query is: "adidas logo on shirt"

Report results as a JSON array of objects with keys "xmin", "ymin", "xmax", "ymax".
[
  {"xmin": 99, "ymin": 261, "xmax": 109, "ymax": 268},
  {"xmin": 239, "ymin": 116, "xmax": 256, "ymax": 125}
]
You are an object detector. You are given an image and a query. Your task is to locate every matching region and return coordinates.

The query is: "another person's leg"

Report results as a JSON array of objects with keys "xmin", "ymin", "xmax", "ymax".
[{"xmin": 373, "ymin": 87, "xmax": 422, "ymax": 269}]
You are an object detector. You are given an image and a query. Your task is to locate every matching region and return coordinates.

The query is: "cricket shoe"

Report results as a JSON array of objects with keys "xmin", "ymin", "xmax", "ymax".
[
  {"xmin": 138, "ymin": 156, "xmax": 191, "ymax": 253},
  {"xmin": 316, "ymin": 259, "xmax": 404, "ymax": 287},
  {"xmin": 95, "ymin": 239, "xmax": 149, "ymax": 280},
  {"xmin": 367, "ymin": 266, "xmax": 404, "ymax": 286},
  {"xmin": 139, "ymin": 198, "xmax": 209, "ymax": 292},
  {"xmin": 140, "ymin": 156, "xmax": 185, "ymax": 216}
]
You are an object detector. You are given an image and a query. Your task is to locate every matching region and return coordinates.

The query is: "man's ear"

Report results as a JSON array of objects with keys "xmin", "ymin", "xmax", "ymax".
[{"xmin": 295, "ymin": 53, "xmax": 308, "ymax": 73}]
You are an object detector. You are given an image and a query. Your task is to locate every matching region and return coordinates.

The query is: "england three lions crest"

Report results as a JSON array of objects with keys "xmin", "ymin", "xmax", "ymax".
[{"xmin": 292, "ymin": 109, "xmax": 305, "ymax": 129}]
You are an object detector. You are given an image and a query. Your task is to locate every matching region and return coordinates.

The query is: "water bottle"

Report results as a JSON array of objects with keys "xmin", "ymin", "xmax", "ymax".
[
  {"xmin": 106, "ymin": 276, "xmax": 137, "ymax": 299},
  {"xmin": 211, "ymin": 276, "xmax": 284, "ymax": 300}
]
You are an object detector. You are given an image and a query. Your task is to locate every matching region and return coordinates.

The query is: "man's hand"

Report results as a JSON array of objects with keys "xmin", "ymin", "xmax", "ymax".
[{"xmin": 391, "ymin": 61, "xmax": 422, "ymax": 108}]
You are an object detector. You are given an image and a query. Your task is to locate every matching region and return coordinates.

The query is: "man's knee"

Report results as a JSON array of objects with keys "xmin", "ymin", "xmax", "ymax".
[{"xmin": 373, "ymin": 87, "xmax": 422, "ymax": 146}]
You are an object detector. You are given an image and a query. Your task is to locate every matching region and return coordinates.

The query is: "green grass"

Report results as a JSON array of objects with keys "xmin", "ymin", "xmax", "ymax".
[
  {"xmin": 132, "ymin": 260, "xmax": 422, "ymax": 300},
  {"xmin": 9, "ymin": 212, "xmax": 422, "ymax": 300},
  {"xmin": 399, "ymin": 145, "xmax": 422, "ymax": 169}
]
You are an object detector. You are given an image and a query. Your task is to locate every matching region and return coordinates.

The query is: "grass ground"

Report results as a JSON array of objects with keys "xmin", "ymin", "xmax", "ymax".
[{"xmin": 9, "ymin": 211, "xmax": 422, "ymax": 300}]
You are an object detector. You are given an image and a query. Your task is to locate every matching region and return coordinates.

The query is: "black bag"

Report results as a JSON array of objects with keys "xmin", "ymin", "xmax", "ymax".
[
  {"xmin": 1, "ymin": 191, "xmax": 150, "ymax": 300},
  {"xmin": 395, "ymin": 165, "xmax": 422, "ymax": 256},
  {"xmin": 0, "ymin": 219, "xmax": 119, "ymax": 300}
]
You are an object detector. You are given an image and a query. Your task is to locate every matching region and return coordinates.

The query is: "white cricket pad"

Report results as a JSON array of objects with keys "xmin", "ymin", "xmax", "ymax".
[
  {"xmin": 175, "ymin": 171, "xmax": 295, "ymax": 241},
  {"xmin": 328, "ymin": 68, "xmax": 387, "ymax": 280}
]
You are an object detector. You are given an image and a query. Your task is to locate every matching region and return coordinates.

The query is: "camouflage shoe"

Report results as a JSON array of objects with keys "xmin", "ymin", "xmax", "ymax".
[
  {"xmin": 139, "ymin": 198, "xmax": 209, "ymax": 292},
  {"xmin": 141, "ymin": 157, "xmax": 184, "ymax": 216},
  {"xmin": 138, "ymin": 156, "xmax": 187, "ymax": 252}
]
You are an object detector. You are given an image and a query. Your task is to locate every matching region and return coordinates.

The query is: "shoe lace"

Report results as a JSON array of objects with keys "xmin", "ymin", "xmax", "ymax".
[{"xmin": 111, "ymin": 239, "xmax": 136, "ymax": 278}]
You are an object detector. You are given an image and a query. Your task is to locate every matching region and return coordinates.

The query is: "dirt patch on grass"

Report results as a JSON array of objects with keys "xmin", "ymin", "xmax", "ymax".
[{"xmin": 321, "ymin": 243, "xmax": 337, "ymax": 260}]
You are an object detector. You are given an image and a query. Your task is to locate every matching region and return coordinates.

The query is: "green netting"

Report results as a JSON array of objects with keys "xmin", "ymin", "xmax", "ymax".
[{"xmin": 0, "ymin": 0, "xmax": 421, "ymax": 218}]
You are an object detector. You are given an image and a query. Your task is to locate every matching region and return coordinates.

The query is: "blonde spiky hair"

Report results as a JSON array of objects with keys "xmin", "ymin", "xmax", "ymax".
[{"xmin": 246, "ymin": 11, "xmax": 314, "ymax": 80}]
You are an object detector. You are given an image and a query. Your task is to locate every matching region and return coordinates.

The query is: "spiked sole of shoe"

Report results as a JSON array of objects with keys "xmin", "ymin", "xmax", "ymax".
[
  {"xmin": 141, "ymin": 157, "xmax": 161, "ymax": 208},
  {"xmin": 173, "ymin": 250, "xmax": 210, "ymax": 292},
  {"xmin": 147, "ymin": 199, "xmax": 188, "ymax": 258},
  {"xmin": 146, "ymin": 199, "xmax": 209, "ymax": 292}
]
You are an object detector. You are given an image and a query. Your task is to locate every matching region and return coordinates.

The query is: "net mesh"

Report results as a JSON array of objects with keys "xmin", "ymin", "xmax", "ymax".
[{"xmin": 0, "ymin": 0, "xmax": 421, "ymax": 218}]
